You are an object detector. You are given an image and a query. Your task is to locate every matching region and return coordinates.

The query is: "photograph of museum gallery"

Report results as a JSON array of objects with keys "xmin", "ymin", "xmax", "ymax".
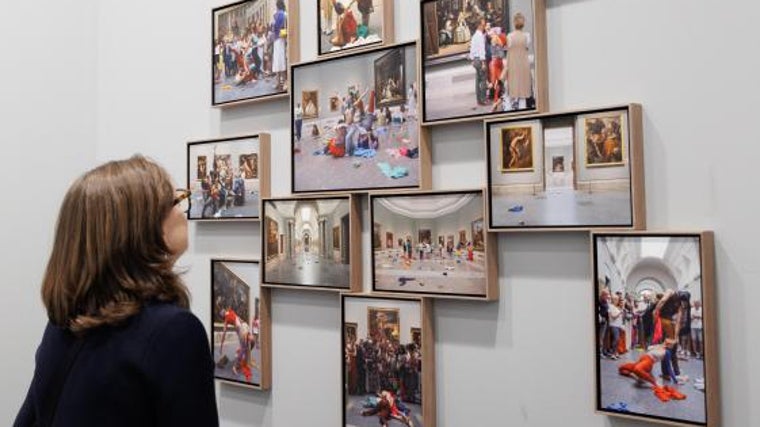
[
  {"xmin": 486, "ymin": 105, "xmax": 645, "ymax": 231},
  {"xmin": 210, "ymin": 259, "xmax": 271, "ymax": 390},
  {"xmin": 420, "ymin": 0, "xmax": 547, "ymax": 124},
  {"xmin": 212, "ymin": 0, "xmax": 299, "ymax": 106},
  {"xmin": 318, "ymin": 0, "xmax": 393, "ymax": 57},
  {"xmin": 186, "ymin": 134, "xmax": 271, "ymax": 221},
  {"xmin": 262, "ymin": 196, "xmax": 361, "ymax": 291},
  {"xmin": 342, "ymin": 295, "xmax": 435, "ymax": 427},
  {"xmin": 592, "ymin": 232, "xmax": 718, "ymax": 427},
  {"xmin": 370, "ymin": 190, "xmax": 497, "ymax": 300},
  {"xmin": 291, "ymin": 41, "xmax": 430, "ymax": 194}
]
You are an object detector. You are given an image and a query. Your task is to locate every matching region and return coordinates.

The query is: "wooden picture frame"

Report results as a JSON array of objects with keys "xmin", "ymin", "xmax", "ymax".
[
  {"xmin": 210, "ymin": 259, "xmax": 272, "ymax": 390},
  {"xmin": 261, "ymin": 194, "xmax": 361, "ymax": 292},
  {"xmin": 485, "ymin": 104, "xmax": 645, "ymax": 231},
  {"xmin": 318, "ymin": 0, "xmax": 395, "ymax": 58},
  {"xmin": 342, "ymin": 294, "xmax": 436, "ymax": 427},
  {"xmin": 419, "ymin": 0, "xmax": 548, "ymax": 125},
  {"xmin": 370, "ymin": 189, "xmax": 498, "ymax": 301},
  {"xmin": 291, "ymin": 41, "xmax": 431, "ymax": 195},
  {"xmin": 212, "ymin": 0, "xmax": 300, "ymax": 107},
  {"xmin": 591, "ymin": 231, "xmax": 718, "ymax": 427},
  {"xmin": 187, "ymin": 133, "xmax": 271, "ymax": 222}
]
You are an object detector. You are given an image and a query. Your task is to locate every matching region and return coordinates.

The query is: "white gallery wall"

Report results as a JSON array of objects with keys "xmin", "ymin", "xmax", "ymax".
[{"xmin": 1, "ymin": 0, "xmax": 759, "ymax": 426}]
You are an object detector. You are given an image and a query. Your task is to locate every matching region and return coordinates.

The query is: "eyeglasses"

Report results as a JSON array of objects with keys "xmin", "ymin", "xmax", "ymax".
[{"xmin": 173, "ymin": 189, "xmax": 191, "ymax": 213}]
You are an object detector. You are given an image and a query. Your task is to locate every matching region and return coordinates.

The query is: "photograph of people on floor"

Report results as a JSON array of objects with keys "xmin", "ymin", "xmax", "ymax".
[
  {"xmin": 372, "ymin": 192, "xmax": 487, "ymax": 297},
  {"xmin": 320, "ymin": 0, "xmax": 386, "ymax": 55},
  {"xmin": 212, "ymin": 261, "xmax": 262, "ymax": 386},
  {"xmin": 595, "ymin": 236, "xmax": 707, "ymax": 425},
  {"xmin": 213, "ymin": 0, "xmax": 289, "ymax": 104},
  {"xmin": 488, "ymin": 110, "xmax": 633, "ymax": 228},
  {"xmin": 263, "ymin": 198, "xmax": 352, "ymax": 288},
  {"xmin": 292, "ymin": 44, "xmax": 420, "ymax": 193},
  {"xmin": 188, "ymin": 139, "xmax": 261, "ymax": 220},
  {"xmin": 422, "ymin": 0, "xmax": 536, "ymax": 122},
  {"xmin": 344, "ymin": 298, "xmax": 423, "ymax": 427}
]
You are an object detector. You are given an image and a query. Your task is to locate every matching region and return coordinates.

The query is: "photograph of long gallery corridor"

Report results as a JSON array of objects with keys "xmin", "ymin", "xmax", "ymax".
[
  {"xmin": 263, "ymin": 198, "xmax": 352, "ymax": 288},
  {"xmin": 488, "ymin": 107, "xmax": 637, "ymax": 229},
  {"xmin": 594, "ymin": 234, "xmax": 708, "ymax": 425},
  {"xmin": 371, "ymin": 191, "xmax": 487, "ymax": 297}
]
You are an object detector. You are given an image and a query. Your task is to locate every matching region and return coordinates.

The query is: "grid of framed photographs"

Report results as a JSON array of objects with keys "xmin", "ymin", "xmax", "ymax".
[{"xmin": 191, "ymin": 2, "xmax": 719, "ymax": 427}]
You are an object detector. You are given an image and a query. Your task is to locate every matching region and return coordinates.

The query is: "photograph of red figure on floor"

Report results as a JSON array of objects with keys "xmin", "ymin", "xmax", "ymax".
[
  {"xmin": 594, "ymin": 235, "xmax": 708, "ymax": 425},
  {"xmin": 319, "ymin": 0, "xmax": 387, "ymax": 56},
  {"xmin": 343, "ymin": 296, "xmax": 424, "ymax": 427}
]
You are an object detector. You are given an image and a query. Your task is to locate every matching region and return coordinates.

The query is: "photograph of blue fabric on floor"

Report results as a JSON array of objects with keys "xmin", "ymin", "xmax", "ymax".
[
  {"xmin": 488, "ymin": 109, "xmax": 634, "ymax": 229},
  {"xmin": 594, "ymin": 235, "xmax": 707, "ymax": 425},
  {"xmin": 212, "ymin": 261, "xmax": 262, "ymax": 387},
  {"xmin": 292, "ymin": 42, "xmax": 420, "ymax": 193},
  {"xmin": 372, "ymin": 191, "xmax": 486, "ymax": 297}
]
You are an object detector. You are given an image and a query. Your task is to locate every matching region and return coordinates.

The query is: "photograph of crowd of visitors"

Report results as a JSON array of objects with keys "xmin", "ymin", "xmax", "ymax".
[
  {"xmin": 212, "ymin": 260, "xmax": 263, "ymax": 387},
  {"xmin": 187, "ymin": 136, "xmax": 265, "ymax": 220},
  {"xmin": 291, "ymin": 42, "xmax": 424, "ymax": 193},
  {"xmin": 213, "ymin": 0, "xmax": 292, "ymax": 105},
  {"xmin": 421, "ymin": 0, "xmax": 540, "ymax": 123},
  {"xmin": 343, "ymin": 296, "xmax": 425, "ymax": 427},
  {"xmin": 594, "ymin": 234, "xmax": 710, "ymax": 425},
  {"xmin": 319, "ymin": 0, "xmax": 388, "ymax": 56}
]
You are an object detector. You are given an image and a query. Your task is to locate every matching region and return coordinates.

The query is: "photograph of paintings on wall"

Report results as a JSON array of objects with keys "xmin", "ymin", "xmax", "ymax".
[
  {"xmin": 213, "ymin": 0, "xmax": 292, "ymax": 106},
  {"xmin": 594, "ymin": 234, "xmax": 710, "ymax": 426},
  {"xmin": 263, "ymin": 197, "xmax": 352, "ymax": 289},
  {"xmin": 319, "ymin": 0, "xmax": 388, "ymax": 56},
  {"xmin": 372, "ymin": 191, "xmax": 488, "ymax": 297},
  {"xmin": 212, "ymin": 260, "xmax": 262, "ymax": 387},
  {"xmin": 343, "ymin": 296, "xmax": 424, "ymax": 427},
  {"xmin": 187, "ymin": 136, "xmax": 263, "ymax": 220},
  {"xmin": 292, "ymin": 42, "xmax": 422, "ymax": 193},
  {"xmin": 487, "ymin": 107, "xmax": 636, "ymax": 229},
  {"xmin": 421, "ymin": 0, "xmax": 539, "ymax": 123}
]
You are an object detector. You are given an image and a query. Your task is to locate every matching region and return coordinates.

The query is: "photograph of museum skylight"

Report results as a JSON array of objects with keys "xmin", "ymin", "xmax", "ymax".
[
  {"xmin": 594, "ymin": 234, "xmax": 707, "ymax": 425},
  {"xmin": 488, "ymin": 108, "xmax": 635, "ymax": 229},
  {"xmin": 263, "ymin": 198, "xmax": 351, "ymax": 288},
  {"xmin": 371, "ymin": 191, "xmax": 487, "ymax": 297}
]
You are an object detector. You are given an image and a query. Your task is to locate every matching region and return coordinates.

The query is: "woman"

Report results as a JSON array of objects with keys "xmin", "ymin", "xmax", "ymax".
[
  {"xmin": 608, "ymin": 294, "xmax": 624, "ymax": 359},
  {"xmin": 504, "ymin": 12, "xmax": 532, "ymax": 110},
  {"xmin": 15, "ymin": 156, "xmax": 218, "ymax": 426},
  {"xmin": 271, "ymin": 0, "xmax": 288, "ymax": 90}
]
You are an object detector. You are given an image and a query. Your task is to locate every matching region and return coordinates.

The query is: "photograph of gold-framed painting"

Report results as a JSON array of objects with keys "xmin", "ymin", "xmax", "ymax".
[
  {"xmin": 318, "ymin": 0, "xmax": 394, "ymax": 57},
  {"xmin": 500, "ymin": 125, "xmax": 535, "ymax": 172},
  {"xmin": 583, "ymin": 112, "xmax": 626, "ymax": 168},
  {"xmin": 212, "ymin": 0, "xmax": 300, "ymax": 107}
]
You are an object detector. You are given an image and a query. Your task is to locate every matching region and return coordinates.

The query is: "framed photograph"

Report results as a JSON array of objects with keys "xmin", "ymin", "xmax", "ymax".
[
  {"xmin": 212, "ymin": 0, "xmax": 300, "ymax": 107},
  {"xmin": 374, "ymin": 47, "xmax": 406, "ymax": 109},
  {"xmin": 500, "ymin": 125, "xmax": 535, "ymax": 172},
  {"xmin": 420, "ymin": 0, "xmax": 548, "ymax": 125},
  {"xmin": 318, "ymin": 0, "xmax": 394, "ymax": 57},
  {"xmin": 291, "ymin": 41, "xmax": 431, "ymax": 194},
  {"xmin": 262, "ymin": 195, "xmax": 361, "ymax": 292},
  {"xmin": 370, "ymin": 190, "xmax": 498, "ymax": 300},
  {"xmin": 486, "ymin": 104, "xmax": 646, "ymax": 231},
  {"xmin": 187, "ymin": 134, "xmax": 271, "ymax": 221},
  {"xmin": 211, "ymin": 259, "xmax": 271, "ymax": 390},
  {"xmin": 592, "ymin": 232, "xmax": 718, "ymax": 427},
  {"xmin": 302, "ymin": 90, "xmax": 319, "ymax": 119},
  {"xmin": 583, "ymin": 112, "xmax": 625, "ymax": 167},
  {"xmin": 342, "ymin": 295, "xmax": 436, "ymax": 427}
]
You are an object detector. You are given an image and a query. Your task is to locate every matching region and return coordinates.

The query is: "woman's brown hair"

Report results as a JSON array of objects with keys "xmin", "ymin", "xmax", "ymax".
[{"xmin": 42, "ymin": 155, "xmax": 189, "ymax": 332}]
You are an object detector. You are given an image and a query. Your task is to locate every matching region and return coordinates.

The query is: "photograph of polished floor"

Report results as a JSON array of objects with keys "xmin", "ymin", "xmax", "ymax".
[
  {"xmin": 375, "ymin": 253, "xmax": 486, "ymax": 295},
  {"xmin": 265, "ymin": 252, "xmax": 350, "ymax": 288}
]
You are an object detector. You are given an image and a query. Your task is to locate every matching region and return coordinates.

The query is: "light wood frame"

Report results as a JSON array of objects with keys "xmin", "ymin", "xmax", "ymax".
[
  {"xmin": 369, "ymin": 189, "xmax": 499, "ymax": 301},
  {"xmin": 341, "ymin": 294, "xmax": 436, "ymax": 427},
  {"xmin": 212, "ymin": 0, "xmax": 300, "ymax": 107},
  {"xmin": 418, "ymin": 0, "xmax": 548, "ymax": 126},
  {"xmin": 210, "ymin": 258, "xmax": 272, "ymax": 391},
  {"xmin": 186, "ymin": 133, "xmax": 271, "ymax": 222},
  {"xmin": 485, "ymin": 104, "xmax": 645, "ymax": 232},
  {"xmin": 261, "ymin": 194, "xmax": 362, "ymax": 292},
  {"xmin": 317, "ymin": 0, "xmax": 395, "ymax": 58},
  {"xmin": 290, "ymin": 40, "xmax": 432, "ymax": 195},
  {"xmin": 590, "ymin": 231, "xmax": 718, "ymax": 427}
]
